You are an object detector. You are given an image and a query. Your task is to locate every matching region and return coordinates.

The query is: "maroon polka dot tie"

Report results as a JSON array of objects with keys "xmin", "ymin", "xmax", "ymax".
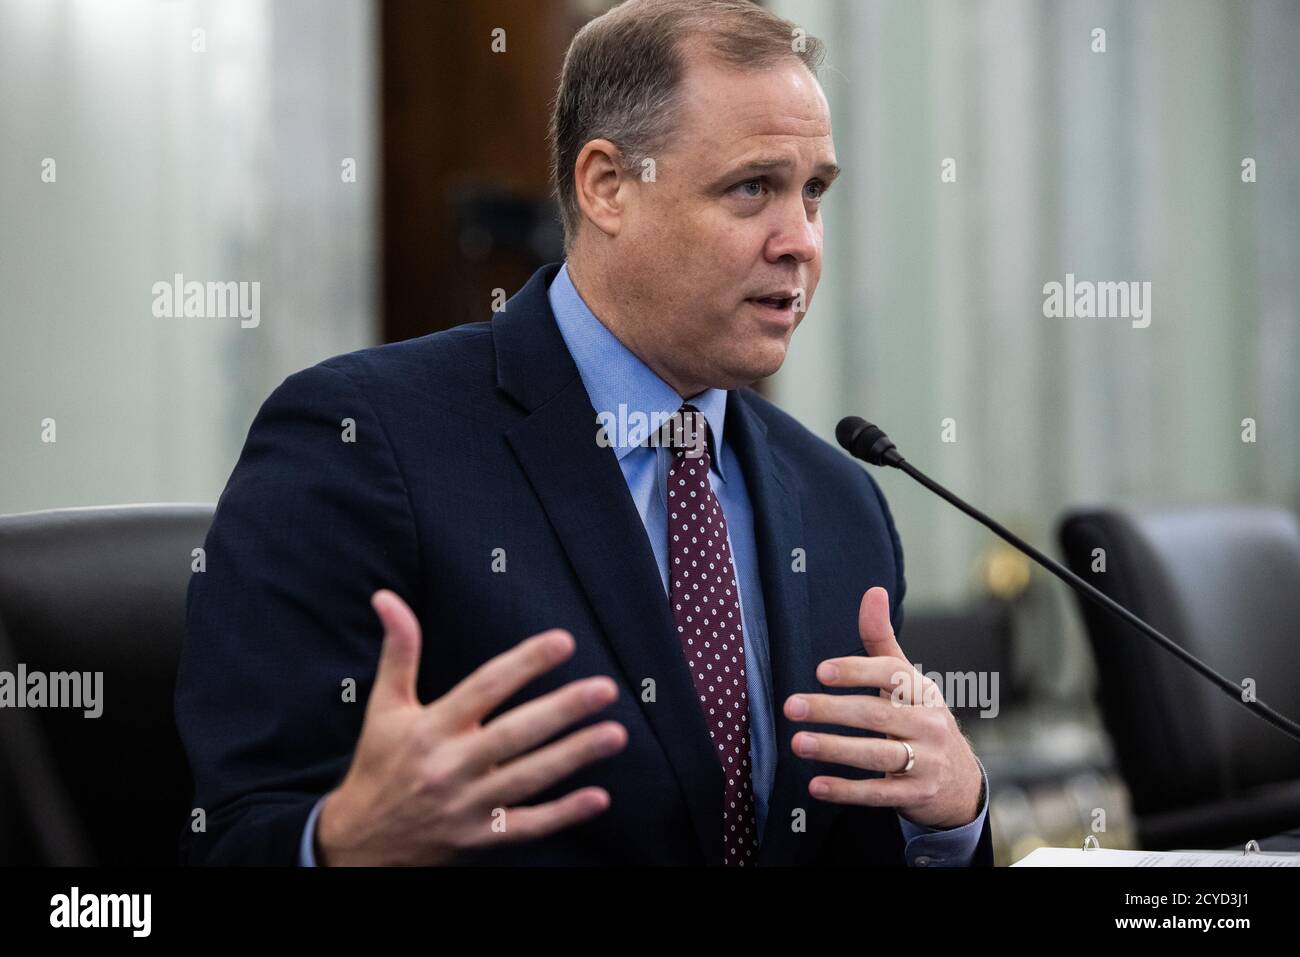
[{"xmin": 666, "ymin": 404, "xmax": 757, "ymax": 866}]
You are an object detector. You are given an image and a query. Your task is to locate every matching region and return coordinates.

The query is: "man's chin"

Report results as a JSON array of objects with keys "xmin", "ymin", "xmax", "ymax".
[{"xmin": 726, "ymin": 346, "xmax": 788, "ymax": 388}]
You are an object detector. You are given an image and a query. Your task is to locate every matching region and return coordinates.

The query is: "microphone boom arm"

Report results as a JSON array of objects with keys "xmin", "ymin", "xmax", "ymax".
[{"xmin": 837, "ymin": 416, "xmax": 1300, "ymax": 745}]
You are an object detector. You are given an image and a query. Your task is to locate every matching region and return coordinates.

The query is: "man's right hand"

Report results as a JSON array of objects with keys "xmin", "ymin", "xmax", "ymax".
[{"xmin": 315, "ymin": 589, "xmax": 627, "ymax": 866}]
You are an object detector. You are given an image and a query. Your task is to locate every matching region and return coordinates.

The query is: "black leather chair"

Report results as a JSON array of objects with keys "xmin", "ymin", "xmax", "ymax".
[
  {"xmin": 0, "ymin": 504, "xmax": 213, "ymax": 865},
  {"xmin": 1059, "ymin": 506, "xmax": 1300, "ymax": 850}
]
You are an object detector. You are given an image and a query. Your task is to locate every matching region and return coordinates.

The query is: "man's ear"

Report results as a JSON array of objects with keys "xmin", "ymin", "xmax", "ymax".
[{"xmin": 573, "ymin": 138, "xmax": 628, "ymax": 240}]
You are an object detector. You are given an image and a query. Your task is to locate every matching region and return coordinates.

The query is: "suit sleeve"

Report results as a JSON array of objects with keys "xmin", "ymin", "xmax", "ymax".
[
  {"xmin": 175, "ymin": 362, "xmax": 421, "ymax": 865},
  {"xmin": 897, "ymin": 758, "xmax": 992, "ymax": 865}
]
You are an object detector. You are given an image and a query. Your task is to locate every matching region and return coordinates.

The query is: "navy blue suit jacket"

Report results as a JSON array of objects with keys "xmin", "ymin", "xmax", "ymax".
[{"xmin": 175, "ymin": 262, "xmax": 995, "ymax": 866}]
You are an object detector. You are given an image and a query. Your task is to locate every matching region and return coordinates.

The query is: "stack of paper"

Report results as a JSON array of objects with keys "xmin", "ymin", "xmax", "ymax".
[{"xmin": 1013, "ymin": 847, "xmax": 1300, "ymax": 867}]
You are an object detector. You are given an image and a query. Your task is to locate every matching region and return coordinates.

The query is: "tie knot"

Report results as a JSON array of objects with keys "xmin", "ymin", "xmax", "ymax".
[{"xmin": 667, "ymin": 404, "xmax": 710, "ymax": 463}]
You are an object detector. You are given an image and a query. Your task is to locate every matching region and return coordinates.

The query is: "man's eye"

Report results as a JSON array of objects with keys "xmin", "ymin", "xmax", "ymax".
[
  {"xmin": 732, "ymin": 178, "xmax": 766, "ymax": 199},
  {"xmin": 805, "ymin": 180, "xmax": 827, "ymax": 201}
]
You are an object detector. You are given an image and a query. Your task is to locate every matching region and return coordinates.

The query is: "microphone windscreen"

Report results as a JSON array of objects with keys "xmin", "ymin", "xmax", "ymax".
[{"xmin": 835, "ymin": 416, "xmax": 869, "ymax": 454}]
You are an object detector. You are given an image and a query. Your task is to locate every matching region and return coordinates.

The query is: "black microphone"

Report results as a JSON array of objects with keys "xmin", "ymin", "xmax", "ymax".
[{"xmin": 836, "ymin": 415, "xmax": 1300, "ymax": 745}]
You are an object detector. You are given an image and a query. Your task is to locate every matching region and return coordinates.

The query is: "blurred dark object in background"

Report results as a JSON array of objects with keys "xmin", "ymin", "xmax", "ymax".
[
  {"xmin": 451, "ymin": 186, "xmax": 564, "ymax": 269},
  {"xmin": 0, "ymin": 506, "xmax": 211, "ymax": 865},
  {"xmin": 381, "ymin": 0, "xmax": 586, "ymax": 344},
  {"xmin": 900, "ymin": 597, "xmax": 1020, "ymax": 722},
  {"xmin": 1060, "ymin": 505, "xmax": 1300, "ymax": 851}
]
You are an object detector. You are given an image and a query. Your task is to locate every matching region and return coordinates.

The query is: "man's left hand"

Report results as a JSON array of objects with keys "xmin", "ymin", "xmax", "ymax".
[{"xmin": 784, "ymin": 586, "xmax": 984, "ymax": 829}]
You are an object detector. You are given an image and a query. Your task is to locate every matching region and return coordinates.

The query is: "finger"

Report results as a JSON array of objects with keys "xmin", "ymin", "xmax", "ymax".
[
  {"xmin": 471, "ymin": 720, "xmax": 627, "ymax": 808},
  {"xmin": 431, "ymin": 628, "xmax": 575, "ymax": 732},
  {"xmin": 793, "ymin": 730, "xmax": 912, "ymax": 774},
  {"xmin": 463, "ymin": 675, "xmax": 620, "ymax": 773},
  {"xmin": 463, "ymin": 787, "xmax": 612, "ymax": 847},
  {"xmin": 808, "ymin": 774, "xmax": 923, "ymax": 808},
  {"xmin": 784, "ymin": 692, "xmax": 912, "ymax": 736},
  {"xmin": 369, "ymin": 589, "xmax": 423, "ymax": 710},
  {"xmin": 858, "ymin": 587, "xmax": 909, "ymax": 665},
  {"xmin": 814, "ymin": 655, "xmax": 929, "ymax": 704}
]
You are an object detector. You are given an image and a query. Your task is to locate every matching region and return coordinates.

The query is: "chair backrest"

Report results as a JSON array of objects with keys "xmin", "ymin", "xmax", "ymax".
[
  {"xmin": 1058, "ymin": 506, "xmax": 1300, "ymax": 818},
  {"xmin": 0, "ymin": 504, "xmax": 214, "ymax": 865}
]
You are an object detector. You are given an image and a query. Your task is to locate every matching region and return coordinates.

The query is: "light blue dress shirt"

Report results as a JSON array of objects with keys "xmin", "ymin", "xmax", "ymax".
[{"xmin": 298, "ymin": 261, "xmax": 988, "ymax": 866}]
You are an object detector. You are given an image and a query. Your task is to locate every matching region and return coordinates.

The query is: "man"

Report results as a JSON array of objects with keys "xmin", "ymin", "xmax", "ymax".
[{"xmin": 176, "ymin": 0, "xmax": 992, "ymax": 867}]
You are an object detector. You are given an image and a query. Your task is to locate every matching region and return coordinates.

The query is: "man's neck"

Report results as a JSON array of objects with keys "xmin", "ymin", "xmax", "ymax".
[{"xmin": 564, "ymin": 257, "xmax": 707, "ymax": 400}]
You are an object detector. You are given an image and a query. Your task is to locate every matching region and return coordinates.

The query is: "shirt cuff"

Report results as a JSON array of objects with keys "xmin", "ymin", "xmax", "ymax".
[
  {"xmin": 298, "ymin": 794, "xmax": 329, "ymax": 867},
  {"xmin": 896, "ymin": 757, "xmax": 989, "ymax": 867}
]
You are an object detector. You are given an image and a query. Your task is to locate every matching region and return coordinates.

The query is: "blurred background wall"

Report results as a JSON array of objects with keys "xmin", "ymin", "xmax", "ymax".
[
  {"xmin": 4, "ymin": 0, "xmax": 1294, "ymax": 587},
  {"xmin": 0, "ymin": 0, "xmax": 379, "ymax": 512},
  {"xmin": 768, "ymin": 0, "xmax": 1300, "ymax": 607}
]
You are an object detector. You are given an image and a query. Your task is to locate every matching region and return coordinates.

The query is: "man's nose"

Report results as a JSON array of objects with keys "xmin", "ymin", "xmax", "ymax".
[{"xmin": 764, "ymin": 197, "xmax": 820, "ymax": 264}]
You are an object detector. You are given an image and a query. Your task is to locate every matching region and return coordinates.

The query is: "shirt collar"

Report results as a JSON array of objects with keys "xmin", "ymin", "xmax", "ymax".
[{"xmin": 548, "ymin": 261, "xmax": 729, "ymax": 479}]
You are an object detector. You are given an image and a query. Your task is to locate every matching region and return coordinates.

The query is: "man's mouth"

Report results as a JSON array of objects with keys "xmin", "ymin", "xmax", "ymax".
[{"xmin": 748, "ymin": 296, "xmax": 794, "ymax": 312}]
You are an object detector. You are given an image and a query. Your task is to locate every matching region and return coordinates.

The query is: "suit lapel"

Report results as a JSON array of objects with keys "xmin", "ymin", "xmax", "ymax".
[
  {"xmin": 494, "ymin": 265, "xmax": 724, "ymax": 865},
  {"xmin": 726, "ymin": 393, "xmax": 823, "ymax": 866}
]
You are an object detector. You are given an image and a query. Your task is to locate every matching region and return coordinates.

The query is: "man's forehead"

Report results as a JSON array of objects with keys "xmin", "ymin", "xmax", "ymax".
[{"xmin": 677, "ymin": 56, "xmax": 833, "ymax": 161}]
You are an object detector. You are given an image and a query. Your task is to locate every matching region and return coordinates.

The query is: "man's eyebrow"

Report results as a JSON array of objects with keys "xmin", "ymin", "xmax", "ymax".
[{"xmin": 713, "ymin": 156, "xmax": 842, "ymax": 186}]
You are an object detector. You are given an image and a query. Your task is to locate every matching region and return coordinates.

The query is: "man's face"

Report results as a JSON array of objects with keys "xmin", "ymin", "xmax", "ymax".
[{"xmin": 613, "ymin": 51, "xmax": 837, "ymax": 395}]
